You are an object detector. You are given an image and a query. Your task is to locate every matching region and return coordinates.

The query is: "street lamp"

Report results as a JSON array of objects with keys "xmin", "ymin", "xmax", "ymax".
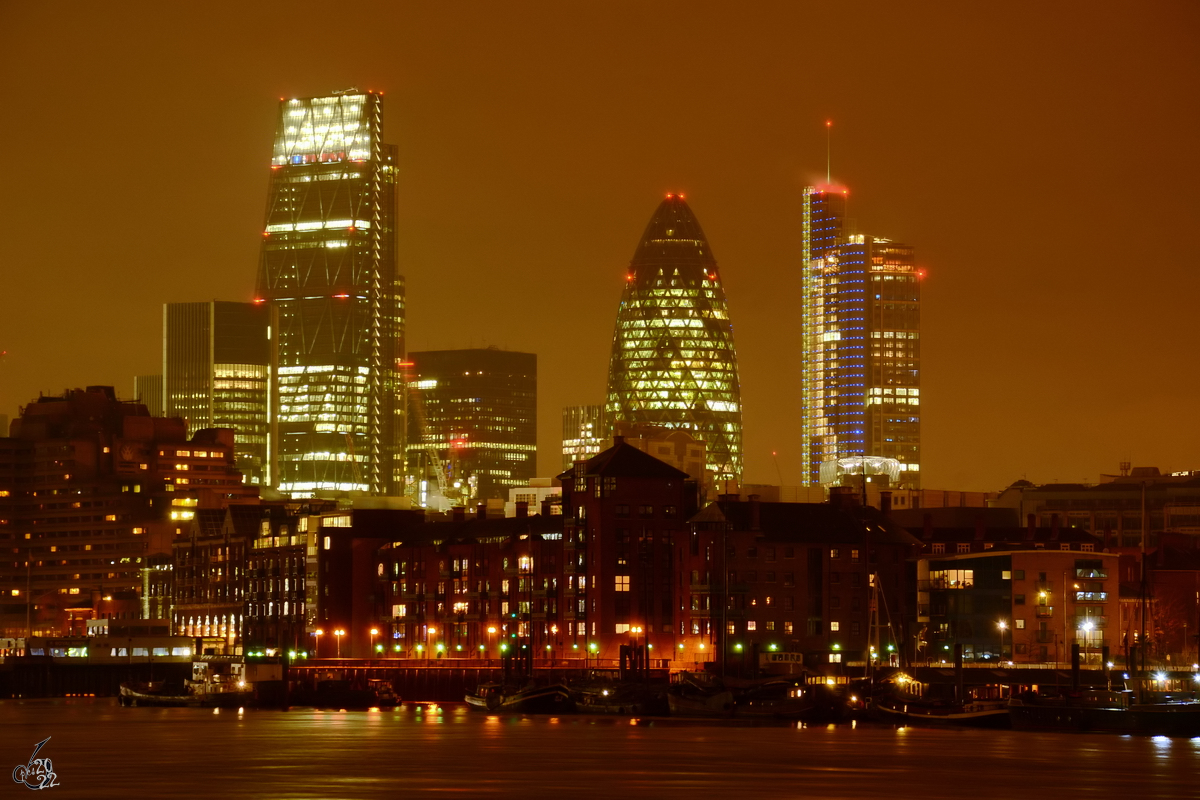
[
  {"xmin": 334, "ymin": 628, "xmax": 345, "ymax": 658},
  {"xmin": 997, "ymin": 620, "xmax": 1008, "ymax": 663},
  {"xmin": 1080, "ymin": 620, "xmax": 1095, "ymax": 664},
  {"xmin": 370, "ymin": 627, "xmax": 379, "ymax": 656},
  {"xmin": 313, "ymin": 628, "xmax": 323, "ymax": 658}
]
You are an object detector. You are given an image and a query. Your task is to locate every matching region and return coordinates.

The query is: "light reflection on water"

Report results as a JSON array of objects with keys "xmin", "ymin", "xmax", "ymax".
[{"xmin": 3, "ymin": 699, "xmax": 1199, "ymax": 799}]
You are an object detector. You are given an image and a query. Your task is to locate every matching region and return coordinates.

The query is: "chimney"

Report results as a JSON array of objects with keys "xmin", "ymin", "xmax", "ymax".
[
  {"xmin": 1025, "ymin": 513, "xmax": 1036, "ymax": 542},
  {"xmin": 452, "ymin": 506, "xmax": 465, "ymax": 523},
  {"xmin": 614, "ymin": 435, "xmax": 624, "ymax": 446},
  {"xmin": 830, "ymin": 485, "xmax": 859, "ymax": 510},
  {"xmin": 477, "ymin": 503, "xmax": 488, "ymax": 520},
  {"xmin": 879, "ymin": 490, "xmax": 892, "ymax": 517},
  {"xmin": 1050, "ymin": 513, "xmax": 1060, "ymax": 540},
  {"xmin": 922, "ymin": 513, "xmax": 933, "ymax": 541},
  {"xmin": 748, "ymin": 494, "xmax": 761, "ymax": 531},
  {"xmin": 540, "ymin": 498, "xmax": 553, "ymax": 517},
  {"xmin": 515, "ymin": 501, "xmax": 529, "ymax": 519}
]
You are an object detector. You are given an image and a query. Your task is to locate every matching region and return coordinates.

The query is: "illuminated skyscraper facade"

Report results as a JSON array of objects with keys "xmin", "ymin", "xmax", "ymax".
[
  {"xmin": 255, "ymin": 90, "xmax": 404, "ymax": 498},
  {"xmin": 801, "ymin": 186, "xmax": 921, "ymax": 489},
  {"xmin": 164, "ymin": 301, "xmax": 269, "ymax": 485},
  {"xmin": 405, "ymin": 349, "xmax": 537, "ymax": 504},
  {"xmin": 561, "ymin": 404, "xmax": 604, "ymax": 471},
  {"xmin": 605, "ymin": 195, "xmax": 742, "ymax": 484}
]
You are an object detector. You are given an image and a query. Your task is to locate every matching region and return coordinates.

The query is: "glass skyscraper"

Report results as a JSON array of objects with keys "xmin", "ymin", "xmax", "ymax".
[
  {"xmin": 255, "ymin": 90, "xmax": 404, "ymax": 497},
  {"xmin": 405, "ymin": 349, "xmax": 537, "ymax": 505},
  {"xmin": 164, "ymin": 301, "xmax": 269, "ymax": 485},
  {"xmin": 605, "ymin": 194, "xmax": 742, "ymax": 485},
  {"xmin": 801, "ymin": 185, "xmax": 921, "ymax": 489}
]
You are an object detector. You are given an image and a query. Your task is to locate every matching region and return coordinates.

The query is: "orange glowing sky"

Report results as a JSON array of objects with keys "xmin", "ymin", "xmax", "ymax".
[{"xmin": 0, "ymin": 2, "xmax": 1196, "ymax": 491}]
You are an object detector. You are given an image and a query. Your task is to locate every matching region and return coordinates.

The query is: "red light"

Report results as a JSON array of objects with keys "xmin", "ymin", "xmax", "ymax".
[
  {"xmin": 626, "ymin": 274, "xmax": 634, "ymax": 281},
  {"xmin": 679, "ymin": 193, "xmax": 686, "ymax": 199},
  {"xmin": 253, "ymin": 298, "xmax": 265, "ymax": 304},
  {"xmin": 665, "ymin": 193, "xmax": 673, "ymax": 199},
  {"xmin": 916, "ymin": 269, "xmax": 927, "ymax": 279},
  {"xmin": 349, "ymin": 226, "xmax": 356, "ymax": 232},
  {"xmin": 262, "ymin": 232, "xmax": 270, "ymax": 237},
  {"xmin": 333, "ymin": 293, "xmax": 350, "ymax": 298},
  {"xmin": 826, "ymin": 120, "xmax": 832, "ymax": 127}
]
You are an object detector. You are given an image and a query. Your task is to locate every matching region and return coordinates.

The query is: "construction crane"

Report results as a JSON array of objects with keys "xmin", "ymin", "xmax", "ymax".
[{"xmin": 399, "ymin": 361, "xmax": 452, "ymax": 508}]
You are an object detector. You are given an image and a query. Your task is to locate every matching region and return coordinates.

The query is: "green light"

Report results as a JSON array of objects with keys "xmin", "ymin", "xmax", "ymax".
[
  {"xmin": 588, "ymin": 643, "xmax": 597, "ymax": 652},
  {"xmin": 455, "ymin": 644, "xmax": 462, "ymax": 651},
  {"xmin": 734, "ymin": 643, "xmax": 743, "ymax": 651},
  {"xmin": 545, "ymin": 645, "xmax": 551, "ymax": 650},
  {"xmin": 832, "ymin": 643, "xmax": 840, "ymax": 650},
  {"xmin": 572, "ymin": 644, "xmax": 579, "ymax": 650},
  {"xmin": 436, "ymin": 643, "xmax": 445, "ymax": 652},
  {"xmin": 500, "ymin": 644, "xmax": 508, "ymax": 652},
  {"xmin": 393, "ymin": 644, "xmax": 401, "ymax": 652},
  {"xmin": 769, "ymin": 644, "xmax": 778, "ymax": 651},
  {"xmin": 478, "ymin": 644, "xmax": 485, "ymax": 651},
  {"xmin": 288, "ymin": 650, "xmax": 297, "ymax": 659},
  {"xmin": 647, "ymin": 644, "xmax": 653, "ymax": 650},
  {"xmin": 416, "ymin": 644, "xmax": 424, "ymax": 652},
  {"xmin": 887, "ymin": 644, "xmax": 895, "ymax": 652},
  {"xmin": 375, "ymin": 644, "xmax": 383, "ymax": 652}
]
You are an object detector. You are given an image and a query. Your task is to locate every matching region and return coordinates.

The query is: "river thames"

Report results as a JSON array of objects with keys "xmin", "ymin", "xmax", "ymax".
[{"xmin": 4, "ymin": 699, "xmax": 1198, "ymax": 798}]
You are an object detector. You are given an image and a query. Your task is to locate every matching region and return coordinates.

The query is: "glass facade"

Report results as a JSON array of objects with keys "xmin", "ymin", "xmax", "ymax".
[
  {"xmin": 404, "ymin": 349, "xmax": 537, "ymax": 504},
  {"xmin": 801, "ymin": 187, "xmax": 921, "ymax": 488},
  {"xmin": 561, "ymin": 404, "xmax": 605, "ymax": 472},
  {"xmin": 605, "ymin": 195, "xmax": 742, "ymax": 485},
  {"xmin": 256, "ymin": 90, "xmax": 404, "ymax": 497},
  {"xmin": 164, "ymin": 302, "xmax": 269, "ymax": 485}
]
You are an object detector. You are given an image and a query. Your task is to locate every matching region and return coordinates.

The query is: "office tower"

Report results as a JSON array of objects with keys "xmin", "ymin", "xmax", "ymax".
[
  {"xmin": 163, "ymin": 301, "xmax": 269, "ymax": 485},
  {"xmin": 800, "ymin": 185, "xmax": 921, "ymax": 489},
  {"xmin": 134, "ymin": 375, "xmax": 164, "ymax": 418},
  {"xmin": 405, "ymin": 348, "xmax": 537, "ymax": 505},
  {"xmin": 0, "ymin": 386, "xmax": 255, "ymax": 637},
  {"xmin": 255, "ymin": 89, "xmax": 403, "ymax": 498},
  {"xmin": 561, "ymin": 404, "xmax": 604, "ymax": 471},
  {"xmin": 605, "ymin": 194, "xmax": 742, "ymax": 486}
]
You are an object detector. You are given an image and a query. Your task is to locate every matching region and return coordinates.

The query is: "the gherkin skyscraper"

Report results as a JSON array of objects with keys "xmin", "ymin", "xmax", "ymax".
[{"xmin": 605, "ymin": 194, "xmax": 743, "ymax": 484}]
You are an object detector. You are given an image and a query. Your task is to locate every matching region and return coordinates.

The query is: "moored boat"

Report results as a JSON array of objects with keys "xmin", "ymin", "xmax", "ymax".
[
  {"xmin": 1009, "ymin": 690, "xmax": 1200, "ymax": 736},
  {"xmin": 870, "ymin": 691, "xmax": 1010, "ymax": 727},
  {"xmin": 465, "ymin": 682, "xmax": 574, "ymax": 714}
]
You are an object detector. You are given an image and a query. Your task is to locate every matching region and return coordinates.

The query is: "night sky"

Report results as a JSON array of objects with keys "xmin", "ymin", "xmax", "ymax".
[{"xmin": 1, "ymin": 2, "xmax": 1196, "ymax": 492}]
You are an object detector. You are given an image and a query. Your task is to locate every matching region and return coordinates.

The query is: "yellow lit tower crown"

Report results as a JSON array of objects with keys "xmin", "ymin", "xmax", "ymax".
[{"xmin": 604, "ymin": 194, "xmax": 743, "ymax": 484}]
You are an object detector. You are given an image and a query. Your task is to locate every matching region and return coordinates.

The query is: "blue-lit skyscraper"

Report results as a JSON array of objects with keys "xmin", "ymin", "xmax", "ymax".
[{"xmin": 801, "ymin": 186, "xmax": 921, "ymax": 488}]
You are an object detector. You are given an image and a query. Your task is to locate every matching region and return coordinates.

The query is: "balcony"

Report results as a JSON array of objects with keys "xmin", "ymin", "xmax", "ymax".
[{"xmin": 1035, "ymin": 606, "xmax": 1054, "ymax": 618}]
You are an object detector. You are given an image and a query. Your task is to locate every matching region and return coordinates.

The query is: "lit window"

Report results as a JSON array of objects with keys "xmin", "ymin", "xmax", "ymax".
[
  {"xmin": 830, "ymin": 621, "xmax": 840, "ymax": 632},
  {"xmin": 615, "ymin": 576, "xmax": 630, "ymax": 592}
]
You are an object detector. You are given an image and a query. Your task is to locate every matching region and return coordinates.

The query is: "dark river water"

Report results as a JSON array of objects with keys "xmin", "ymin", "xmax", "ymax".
[{"xmin": 3, "ymin": 699, "xmax": 1198, "ymax": 798}]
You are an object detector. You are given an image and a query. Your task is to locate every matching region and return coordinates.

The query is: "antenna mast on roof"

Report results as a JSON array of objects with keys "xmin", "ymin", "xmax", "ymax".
[{"xmin": 825, "ymin": 120, "xmax": 832, "ymax": 185}]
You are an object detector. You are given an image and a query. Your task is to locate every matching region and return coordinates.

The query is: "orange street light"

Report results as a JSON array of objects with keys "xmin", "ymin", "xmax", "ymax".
[{"xmin": 334, "ymin": 628, "xmax": 346, "ymax": 658}]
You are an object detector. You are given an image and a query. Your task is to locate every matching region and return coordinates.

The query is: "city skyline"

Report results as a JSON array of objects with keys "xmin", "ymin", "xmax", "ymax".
[{"xmin": 0, "ymin": 4, "xmax": 1196, "ymax": 493}]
